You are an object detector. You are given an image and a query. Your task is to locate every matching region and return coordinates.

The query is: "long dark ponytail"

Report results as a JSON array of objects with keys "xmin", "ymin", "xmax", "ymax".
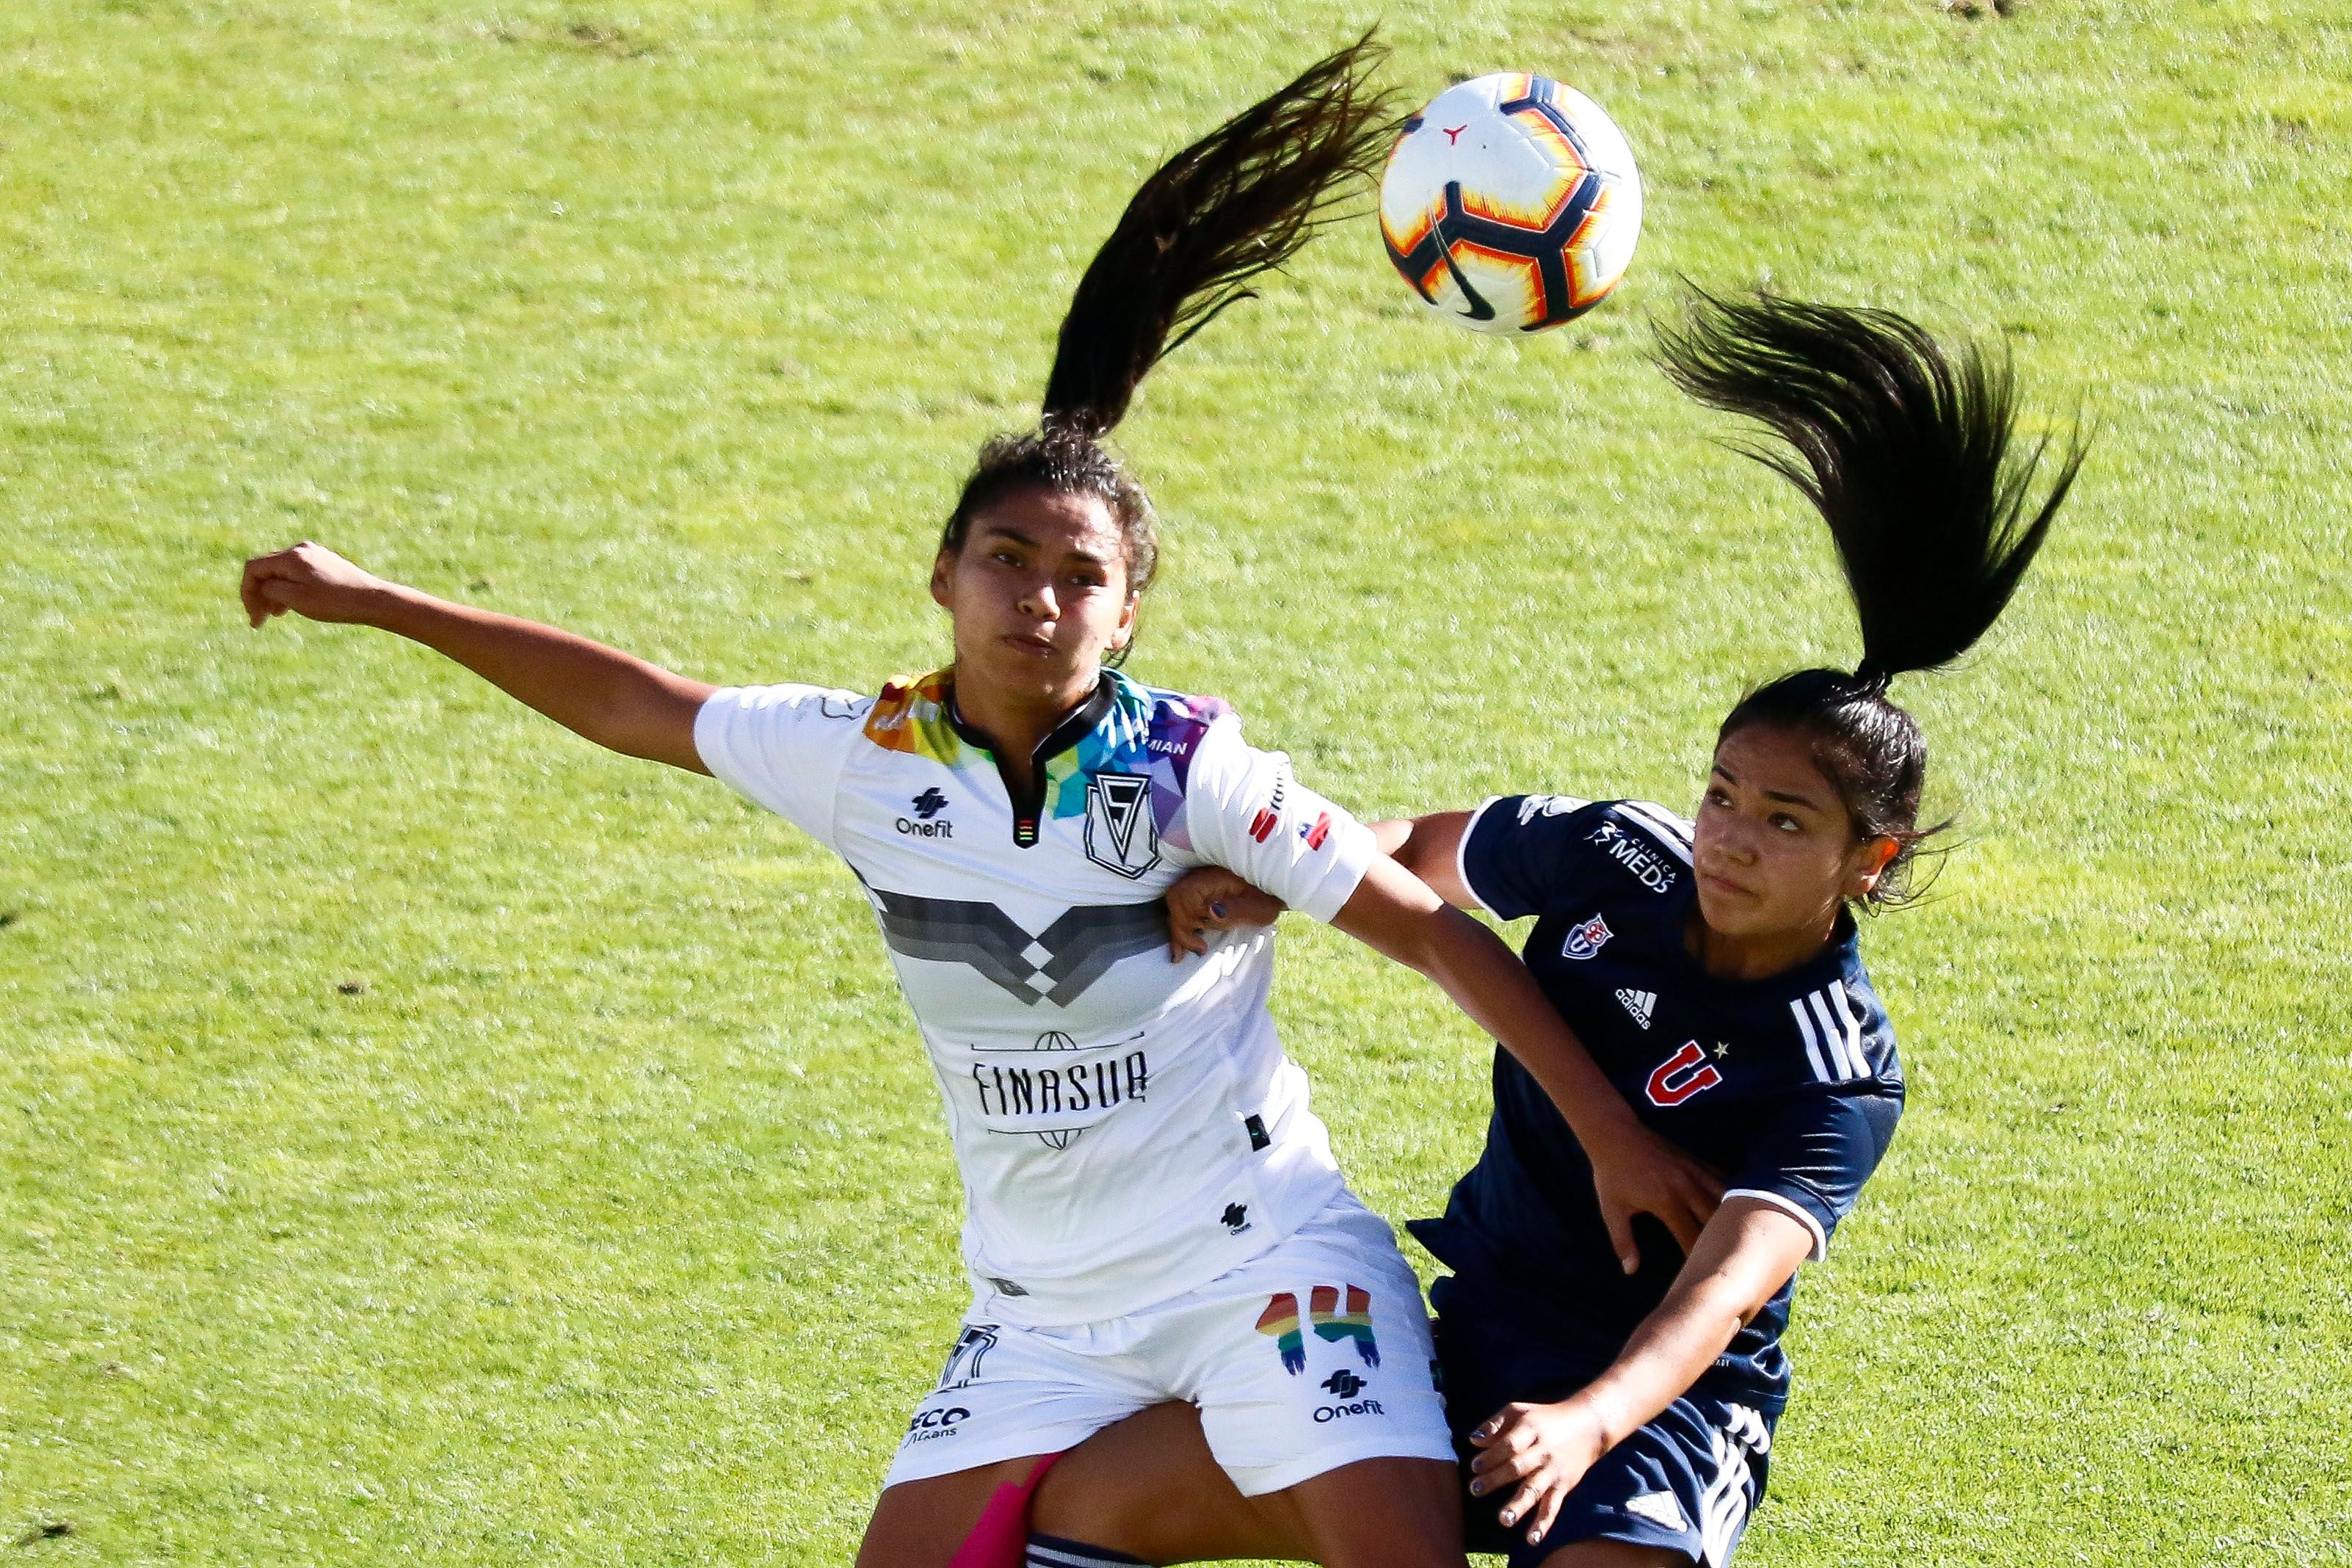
[
  {"xmin": 1654, "ymin": 290, "xmax": 2087, "ymax": 906},
  {"xmin": 939, "ymin": 33, "xmax": 1399, "ymax": 656}
]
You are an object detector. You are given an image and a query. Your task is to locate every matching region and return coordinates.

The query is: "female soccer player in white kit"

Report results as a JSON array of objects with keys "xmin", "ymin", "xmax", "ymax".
[{"xmin": 237, "ymin": 40, "xmax": 1714, "ymax": 1568}]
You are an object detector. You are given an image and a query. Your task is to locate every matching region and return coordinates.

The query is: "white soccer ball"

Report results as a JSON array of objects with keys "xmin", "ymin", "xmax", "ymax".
[{"xmin": 1379, "ymin": 73, "xmax": 1643, "ymax": 335}]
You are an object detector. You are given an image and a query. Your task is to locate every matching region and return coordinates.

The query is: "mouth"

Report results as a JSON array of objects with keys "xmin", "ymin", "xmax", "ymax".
[
  {"xmin": 1700, "ymin": 871, "xmax": 1754, "ymax": 901},
  {"xmin": 1000, "ymin": 632, "xmax": 1059, "ymax": 658}
]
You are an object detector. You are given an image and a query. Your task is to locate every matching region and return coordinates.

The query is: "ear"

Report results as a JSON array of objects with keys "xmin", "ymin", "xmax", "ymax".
[
  {"xmin": 1108, "ymin": 589, "xmax": 1140, "ymax": 652},
  {"xmin": 1847, "ymin": 835, "xmax": 1901, "ymax": 899},
  {"xmin": 929, "ymin": 548, "xmax": 957, "ymax": 611}
]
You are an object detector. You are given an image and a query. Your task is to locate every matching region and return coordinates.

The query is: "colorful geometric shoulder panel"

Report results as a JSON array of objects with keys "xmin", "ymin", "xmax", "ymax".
[
  {"xmin": 862, "ymin": 669, "xmax": 970, "ymax": 768},
  {"xmin": 1041, "ymin": 673, "xmax": 1235, "ymax": 850}
]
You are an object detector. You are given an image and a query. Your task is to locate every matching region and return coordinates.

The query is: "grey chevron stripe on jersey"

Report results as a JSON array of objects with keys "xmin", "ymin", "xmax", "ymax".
[{"xmin": 862, "ymin": 882, "xmax": 1171, "ymax": 1008}]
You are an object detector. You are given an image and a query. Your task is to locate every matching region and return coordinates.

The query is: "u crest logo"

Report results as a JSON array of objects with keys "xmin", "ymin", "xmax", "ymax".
[{"xmin": 1644, "ymin": 1040, "xmax": 1724, "ymax": 1108}]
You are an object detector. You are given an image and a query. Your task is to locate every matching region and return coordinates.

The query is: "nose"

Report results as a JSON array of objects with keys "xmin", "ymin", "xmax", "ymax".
[{"xmin": 1017, "ymin": 573, "xmax": 1059, "ymax": 622}]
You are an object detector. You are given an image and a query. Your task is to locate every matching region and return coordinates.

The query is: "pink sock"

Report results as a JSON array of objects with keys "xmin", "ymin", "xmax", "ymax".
[{"xmin": 946, "ymin": 1453, "xmax": 1066, "ymax": 1568}]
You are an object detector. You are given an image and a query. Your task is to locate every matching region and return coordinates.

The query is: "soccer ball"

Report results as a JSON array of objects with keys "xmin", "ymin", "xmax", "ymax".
[{"xmin": 1379, "ymin": 73, "xmax": 1643, "ymax": 335}]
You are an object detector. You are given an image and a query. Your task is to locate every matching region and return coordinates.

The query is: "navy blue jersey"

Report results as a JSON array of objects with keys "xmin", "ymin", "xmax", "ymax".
[{"xmin": 1409, "ymin": 796, "xmax": 1903, "ymax": 1415}]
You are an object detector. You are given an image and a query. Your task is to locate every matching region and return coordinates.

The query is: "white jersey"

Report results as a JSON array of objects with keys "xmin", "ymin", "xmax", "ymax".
[{"xmin": 694, "ymin": 667, "xmax": 1379, "ymax": 1326}]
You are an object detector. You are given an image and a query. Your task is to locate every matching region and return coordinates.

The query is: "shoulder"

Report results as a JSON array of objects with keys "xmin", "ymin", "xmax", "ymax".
[
  {"xmin": 860, "ymin": 669, "xmax": 960, "ymax": 759},
  {"xmin": 1100, "ymin": 671, "xmax": 1242, "ymax": 787},
  {"xmin": 1778, "ymin": 959, "xmax": 1903, "ymax": 1093},
  {"xmin": 694, "ymin": 680, "xmax": 879, "ymax": 760},
  {"xmin": 1118, "ymin": 672, "xmax": 1236, "ymax": 751},
  {"xmin": 1464, "ymin": 795, "xmax": 1691, "ymax": 886},
  {"xmin": 1586, "ymin": 799, "xmax": 1695, "ymax": 863}
]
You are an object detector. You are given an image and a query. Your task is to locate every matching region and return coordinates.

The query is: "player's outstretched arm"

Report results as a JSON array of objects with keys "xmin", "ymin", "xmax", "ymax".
[
  {"xmin": 1462, "ymin": 1199, "xmax": 1814, "ymax": 1545},
  {"xmin": 1330, "ymin": 855, "xmax": 1720, "ymax": 1267},
  {"xmin": 239, "ymin": 542, "xmax": 715, "ymax": 773},
  {"xmin": 1161, "ymin": 812, "xmax": 1475, "ymax": 957}
]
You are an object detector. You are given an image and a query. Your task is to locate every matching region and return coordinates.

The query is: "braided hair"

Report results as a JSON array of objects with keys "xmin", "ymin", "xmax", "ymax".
[
  {"xmin": 937, "ymin": 34, "xmax": 1398, "ymax": 661},
  {"xmin": 1654, "ymin": 291, "xmax": 2088, "ymax": 907}
]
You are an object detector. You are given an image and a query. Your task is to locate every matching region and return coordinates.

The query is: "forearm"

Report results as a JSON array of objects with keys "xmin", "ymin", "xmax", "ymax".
[
  {"xmin": 1573, "ymin": 1273, "xmax": 1754, "ymax": 1450},
  {"xmin": 1339, "ymin": 866, "xmax": 1644, "ymax": 1156},
  {"xmin": 1566, "ymin": 1205, "xmax": 1812, "ymax": 1447},
  {"xmin": 371, "ymin": 586, "xmax": 714, "ymax": 768},
  {"xmin": 1419, "ymin": 908, "xmax": 1648, "ymax": 1150}
]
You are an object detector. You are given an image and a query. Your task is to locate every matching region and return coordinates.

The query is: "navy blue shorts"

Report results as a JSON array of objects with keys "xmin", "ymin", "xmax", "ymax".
[{"xmin": 1431, "ymin": 1274, "xmax": 1777, "ymax": 1567}]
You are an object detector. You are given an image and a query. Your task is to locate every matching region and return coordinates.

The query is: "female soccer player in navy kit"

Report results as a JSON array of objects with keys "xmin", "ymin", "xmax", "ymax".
[
  {"xmin": 236, "ymin": 41, "xmax": 1716, "ymax": 1568},
  {"xmin": 1026, "ymin": 293, "xmax": 2084, "ymax": 1568}
]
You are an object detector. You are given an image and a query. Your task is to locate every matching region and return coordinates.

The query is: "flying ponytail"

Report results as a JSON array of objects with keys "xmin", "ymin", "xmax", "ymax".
[
  {"xmin": 1654, "ymin": 290, "xmax": 2088, "ymax": 907},
  {"xmin": 940, "ymin": 32, "xmax": 1399, "ymax": 631},
  {"xmin": 1041, "ymin": 32, "xmax": 1397, "ymax": 436}
]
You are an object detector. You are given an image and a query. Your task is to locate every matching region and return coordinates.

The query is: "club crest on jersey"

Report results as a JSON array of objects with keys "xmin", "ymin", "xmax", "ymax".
[
  {"xmin": 1083, "ymin": 772, "xmax": 1161, "ymax": 879},
  {"xmin": 1561, "ymin": 913, "xmax": 1614, "ymax": 961},
  {"xmin": 1644, "ymin": 1039, "xmax": 1724, "ymax": 1107}
]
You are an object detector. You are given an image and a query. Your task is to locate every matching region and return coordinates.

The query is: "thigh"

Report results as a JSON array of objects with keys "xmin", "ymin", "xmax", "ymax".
[
  {"xmin": 1282, "ymin": 1454, "xmax": 1464, "ymax": 1568},
  {"xmin": 1535, "ymin": 1543, "xmax": 1685, "ymax": 1568},
  {"xmin": 873, "ymin": 1316, "xmax": 1158, "ymax": 1563},
  {"xmin": 1034, "ymin": 1401, "xmax": 1306, "ymax": 1562},
  {"xmin": 858, "ymin": 1457, "xmax": 1042, "ymax": 1568},
  {"xmin": 1036, "ymin": 1405, "xmax": 1464, "ymax": 1568}
]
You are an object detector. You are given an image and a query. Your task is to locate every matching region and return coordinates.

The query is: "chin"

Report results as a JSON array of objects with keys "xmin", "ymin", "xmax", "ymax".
[{"xmin": 1694, "ymin": 886, "xmax": 1768, "ymax": 937}]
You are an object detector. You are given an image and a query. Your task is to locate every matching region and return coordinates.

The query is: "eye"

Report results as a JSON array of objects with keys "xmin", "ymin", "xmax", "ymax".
[
  {"xmin": 1704, "ymin": 787, "xmax": 1732, "ymax": 809},
  {"xmin": 1771, "ymin": 813, "xmax": 1803, "ymax": 833},
  {"xmin": 989, "ymin": 549, "xmax": 1022, "ymax": 567}
]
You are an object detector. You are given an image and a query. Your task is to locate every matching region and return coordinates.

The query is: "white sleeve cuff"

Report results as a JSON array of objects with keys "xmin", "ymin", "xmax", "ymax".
[
  {"xmin": 1724, "ymin": 1188, "xmax": 1829, "ymax": 1263},
  {"xmin": 1453, "ymin": 796, "xmax": 1506, "ymax": 916},
  {"xmin": 1292, "ymin": 815, "xmax": 1379, "ymax": 925}
]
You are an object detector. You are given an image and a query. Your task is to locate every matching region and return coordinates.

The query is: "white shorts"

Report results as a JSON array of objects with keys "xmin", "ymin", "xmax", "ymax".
[{"xmin": 883, "ymin": 1196, "xmax": 1453, "ymax": 1498}]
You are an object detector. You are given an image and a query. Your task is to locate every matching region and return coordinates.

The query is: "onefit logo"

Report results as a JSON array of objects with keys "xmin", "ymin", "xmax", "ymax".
[
  {"xmin": 897, "ymin": 788, "xmax": 954, "ymax": 838},
  {"xmin": 1321, "ymin": 1368, "xmax": 1367, "ymax": 1401},
  {"xmin": 1314, "ymin": 1363, "xmax": 1384, "ymax": 1423}
]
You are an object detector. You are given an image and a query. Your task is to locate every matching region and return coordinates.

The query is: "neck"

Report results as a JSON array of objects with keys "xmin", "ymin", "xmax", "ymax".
[
  {"xmin": 950, "ymin": 664, "xmax": 1100, "ymax": 776},
  {"xmin": 1685, "ymin": 905, "xmax": 1841, "ymax": 982}
]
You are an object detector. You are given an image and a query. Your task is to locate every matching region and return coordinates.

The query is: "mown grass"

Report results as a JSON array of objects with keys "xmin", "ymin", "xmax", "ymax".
[{"xmin": 3, "ymin": 1, "xmax": 2348, "ymax": 1562}]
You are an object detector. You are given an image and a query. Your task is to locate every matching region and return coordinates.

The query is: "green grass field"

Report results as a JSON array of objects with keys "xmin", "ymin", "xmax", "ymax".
[{"xmin": 4, "ymin": 1, "xmax": 2348, "ymax": 1561}]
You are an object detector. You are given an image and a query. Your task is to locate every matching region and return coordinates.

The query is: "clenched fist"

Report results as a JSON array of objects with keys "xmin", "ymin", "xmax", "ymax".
[{"xmin": 239, "ymin": 542, "xmax": 397, "ymax": 628}]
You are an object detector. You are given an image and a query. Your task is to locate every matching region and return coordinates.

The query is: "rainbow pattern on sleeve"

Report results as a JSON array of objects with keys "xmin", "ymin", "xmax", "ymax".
[
  {"xmin": 1310, "ymin": 1284, "xmax": 1380, "ymax": 1368},
  {"xmin": 862, "ymin": 669, "xmax": 971, "ymax": 767},
  {"xmin": 1256, "ymin": 1291, "xmax": 1306, "ymax": 1376}
]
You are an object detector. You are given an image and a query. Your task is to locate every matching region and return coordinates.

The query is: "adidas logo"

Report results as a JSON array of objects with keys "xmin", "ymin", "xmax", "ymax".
[{"xmin": 1616, "ymin": 989, "xmax": 1656, "ymax": 1028}]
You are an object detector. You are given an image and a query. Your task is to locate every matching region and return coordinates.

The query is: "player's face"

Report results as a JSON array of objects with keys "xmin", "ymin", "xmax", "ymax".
[
  {"xmin": 1693, "ymin": 724, "xmax": 1896, "ymax": 941},
  {"xmin": 931, "ymin": 485, "xmax": 1139, "ymax": 701}
]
